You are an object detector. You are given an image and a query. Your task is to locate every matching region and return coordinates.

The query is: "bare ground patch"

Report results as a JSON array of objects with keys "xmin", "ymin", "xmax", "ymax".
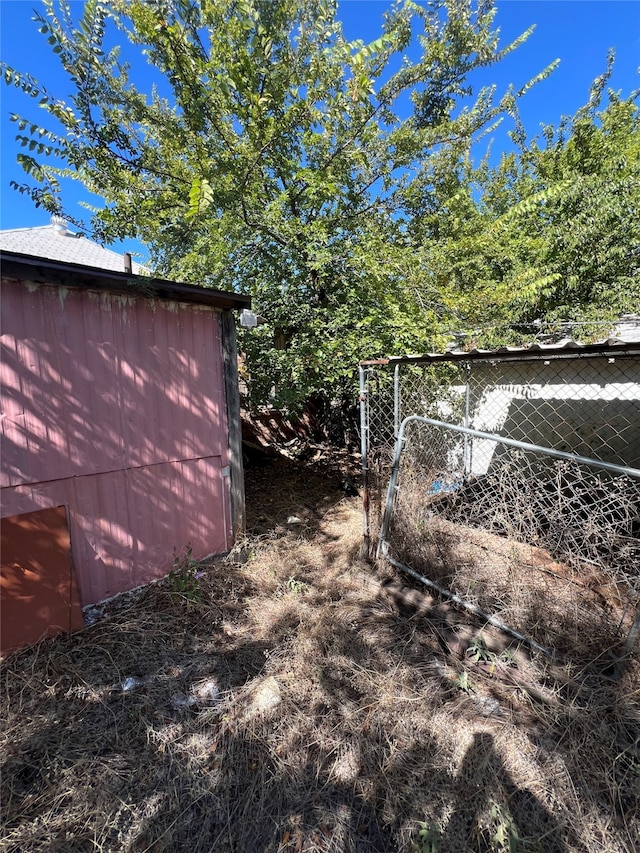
[{"xmin": 1, "ymin": 455, "xmax": 639, "ymax": 852}]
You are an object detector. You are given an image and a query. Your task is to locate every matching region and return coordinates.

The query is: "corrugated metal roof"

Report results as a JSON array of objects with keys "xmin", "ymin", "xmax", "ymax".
[
  {"xmin": 0, "ymin": 221, "xmax": 147, "ymax": 274},
  {"xmin": 372, "ymin": 336, "xmax": 640, "ymax": 366},
  {"xmin": 614, "ymin": 315, "xmax": 640, "ymax": 342}
]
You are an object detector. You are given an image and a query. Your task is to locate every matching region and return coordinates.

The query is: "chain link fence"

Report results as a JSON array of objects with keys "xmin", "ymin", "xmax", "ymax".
[{"xmin": 360, "ymin": 343, "xmax": 640, "ymax": 661}]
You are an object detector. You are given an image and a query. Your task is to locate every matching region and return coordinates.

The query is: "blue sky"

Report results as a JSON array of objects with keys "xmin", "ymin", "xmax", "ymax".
[{"xmin": 1, "ymin": 0, "xmax": 638, "ymax": 260}]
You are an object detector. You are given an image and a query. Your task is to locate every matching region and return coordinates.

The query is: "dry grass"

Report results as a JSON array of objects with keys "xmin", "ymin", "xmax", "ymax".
[{"xmin": 1, "ymin": 454, "xmax": 639, "ymax": 852}]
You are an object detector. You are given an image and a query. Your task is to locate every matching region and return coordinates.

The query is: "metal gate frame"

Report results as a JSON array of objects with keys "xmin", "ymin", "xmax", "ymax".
[{"xmin": 359, "ymin": 340, "xmax": 640, "ymax": 666}]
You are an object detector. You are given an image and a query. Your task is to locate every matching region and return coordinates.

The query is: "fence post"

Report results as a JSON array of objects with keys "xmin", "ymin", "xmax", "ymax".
[
  {"xmin": 616, "ymin": 600, "xmax": 640, "ymax": 677},
  {"xmin": 394, "ymin": 363, "xmax": 401, "ymax": 440},
  {"xmin": 359, "ymin": 364, "xmax": 370, "ymax": 558},
  {"xmin": 463, "ymin": 361, "xmax": 471, "ymax": 477}
]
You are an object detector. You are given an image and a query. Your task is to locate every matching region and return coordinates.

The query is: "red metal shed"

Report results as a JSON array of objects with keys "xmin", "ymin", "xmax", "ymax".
[{"xmin": 1, "ymin": 250, "xmax": 250, "ymax": 652}]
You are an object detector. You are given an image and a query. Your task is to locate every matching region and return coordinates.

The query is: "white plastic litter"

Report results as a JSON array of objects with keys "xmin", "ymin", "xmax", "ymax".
[{"xmin": 121, "ymin": 677, "xmax": 144, "ymax": 692}]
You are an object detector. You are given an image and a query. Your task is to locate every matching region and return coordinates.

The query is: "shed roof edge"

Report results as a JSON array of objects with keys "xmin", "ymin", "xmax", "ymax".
[{"xmin": 0, "ymin": 251, "xmax": 251, "ymax": 311}]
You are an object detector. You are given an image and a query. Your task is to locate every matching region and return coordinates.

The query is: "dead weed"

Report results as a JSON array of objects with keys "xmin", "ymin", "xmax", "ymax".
[{"xmin": 1, "ymin": 456, "xmax": 638, "ymax": 852}]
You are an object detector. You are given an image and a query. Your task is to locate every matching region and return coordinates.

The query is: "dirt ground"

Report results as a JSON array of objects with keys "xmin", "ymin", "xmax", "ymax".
[{"xmin": 1, "ymin": 451, "xmax": 639, "ymax": 853}]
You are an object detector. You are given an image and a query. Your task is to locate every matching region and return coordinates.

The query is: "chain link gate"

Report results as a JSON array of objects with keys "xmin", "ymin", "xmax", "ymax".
[{"xmin": 359, "ymin": 342, "xmax": 640, "ymax": 663}]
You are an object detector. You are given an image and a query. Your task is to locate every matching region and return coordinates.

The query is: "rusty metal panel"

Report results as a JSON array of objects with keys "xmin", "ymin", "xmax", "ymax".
[
  {"xmin": 1, "ymin": 506, "xmax": 83, "ymax": 655},
  {"xmin": 0, "ymin": 456, "xmax": 230, "ymax": 606},
  {"xmin": 1, "ymin": 279, "xmax": 227, "ymax": 487}
]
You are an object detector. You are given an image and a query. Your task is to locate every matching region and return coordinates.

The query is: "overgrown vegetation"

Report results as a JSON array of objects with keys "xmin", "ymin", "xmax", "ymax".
[{"xmin": 428, "ymin": 61, "xmax": 640, "ymax": 345}]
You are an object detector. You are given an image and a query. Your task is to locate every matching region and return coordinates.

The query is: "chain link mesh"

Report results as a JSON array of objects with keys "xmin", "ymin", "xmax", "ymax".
[
  {"xmin": 362, "ymin": 351, "xmax": 640, "ymax": 656},
  {"xmin": 363, "ymin": 361, "xmax": 470, "ymax": 549}
]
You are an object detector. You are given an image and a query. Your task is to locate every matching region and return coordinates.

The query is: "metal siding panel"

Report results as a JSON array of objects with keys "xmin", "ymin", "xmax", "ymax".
[
  {"xmin": 2, "ymin": 295, "xmax": 67, "ymax": 485},
  {"xmin": 1, "ymin": 333, "xmax": 25, "ymax": 488},
  {"xmin": 180, "ymin": 308, "xmax": 196, "ymax": 459},
  {"xmin": 213, "ymin": 311, "xmax": 230, "ymax": 468},
  {"xmin": 207, "ymin": 309, "xmax": 228, "ymax": 459},
  {"xmin": 0, "ymin": 456, "xmax": 229, "ymax": 606},
  {"xmin": 1, "ymin": 282, "xmax": 127, "ymax": 485},
  {"xmin": 70, "ymin": 470, "xmax": 136, "ymax": 603},
  {"xmin": 2, "ymin": 278, "xmax": 233, "ymax": 606},
  {"xmin": 1, "ymin": 281, "xmax": 227, "ymax": 487},
  {"xmin": 122, "ymin": 298, "xmax": 154, "ymax": 467},
  {"xmin": 117, "ymin": 301, "xmax": 225, "ymax": 467}
]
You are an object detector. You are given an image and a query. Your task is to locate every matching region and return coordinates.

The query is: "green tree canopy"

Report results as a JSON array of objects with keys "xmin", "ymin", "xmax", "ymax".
[
  {"xmin": 424, "ymin": 58, "xmax": 640, "ymax": 345},
  {"xmin": 3, "ymin": 0, "xmax": 545, "ymax": 409}
]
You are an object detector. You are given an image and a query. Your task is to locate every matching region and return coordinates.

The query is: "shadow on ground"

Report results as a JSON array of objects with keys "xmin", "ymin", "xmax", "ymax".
[{"xmin": 1, "ymin": 455, "xmax": 638, "ymax": 852}]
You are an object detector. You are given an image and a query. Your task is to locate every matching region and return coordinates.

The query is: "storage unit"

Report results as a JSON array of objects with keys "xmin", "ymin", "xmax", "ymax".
[{"xmin": 1, "ymin": 249, "xmax": 250, "ymax": 651}]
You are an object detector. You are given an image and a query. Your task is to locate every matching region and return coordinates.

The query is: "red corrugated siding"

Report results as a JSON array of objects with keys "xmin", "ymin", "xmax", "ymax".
[{"xmin": 1, "ymin": 278, "xmax": 231, "ymax": 605}]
